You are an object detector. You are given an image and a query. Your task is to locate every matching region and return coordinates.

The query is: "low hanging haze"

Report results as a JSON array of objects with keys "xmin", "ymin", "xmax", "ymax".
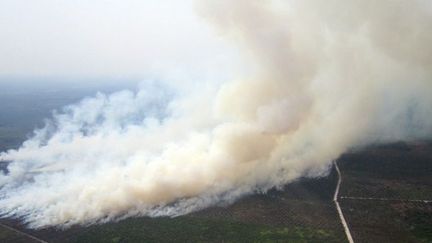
[
  {"xmin": 0, "ymin": 0, "xmax": 240, "ymax": 84},
  {"xmin": 0, "ymin": 0, "xmax": 431, "ymax": 229}
]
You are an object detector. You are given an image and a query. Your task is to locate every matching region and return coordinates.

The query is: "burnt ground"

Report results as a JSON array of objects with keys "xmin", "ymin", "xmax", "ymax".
[
  {"xmin": 0, "ymin": 135, "xmax": 431, "ymax": 242},
  {"xmin": 338, "ymin": 141, "xmax": 432, "ymax": 243}
]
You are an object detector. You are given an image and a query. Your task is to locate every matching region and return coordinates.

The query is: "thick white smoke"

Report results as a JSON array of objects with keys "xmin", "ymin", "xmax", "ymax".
[{"xmin": 1, "ymin": 0, "xmax": 432, "ymax": 228}]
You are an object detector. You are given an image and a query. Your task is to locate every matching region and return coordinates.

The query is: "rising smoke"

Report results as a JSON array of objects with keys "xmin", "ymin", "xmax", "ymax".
[{"xmin": 0, "ymin": 0, "xmax": 432, "ymax": 228}]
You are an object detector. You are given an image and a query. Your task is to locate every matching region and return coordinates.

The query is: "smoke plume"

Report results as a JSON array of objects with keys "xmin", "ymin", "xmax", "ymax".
[{"xmin": 1, "ymin": 0, "xmax": 432, "ymax": 228}]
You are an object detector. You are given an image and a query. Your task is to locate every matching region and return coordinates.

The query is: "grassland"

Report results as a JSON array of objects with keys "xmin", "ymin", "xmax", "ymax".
[
  {"xmin": 0, "ymin": 225, "xmax": 40, "ymax": 243},
  {"xmin": 1, "ymin": 134, "xmax": 431, "ymax": 242},
  {"xmin": 0, "ymin": 87, "xmax": 431, "ymax": 242},
  {"xmin": 67, "ymin": 217, "xmax": 341, "ymax": 243},
  {"xmin": 2, "ymin": 173, "xmax": 346, "ymax": 243},
  {"xmin": 338, "ymin": 141, "xmax": 432, "ymax": 243}
]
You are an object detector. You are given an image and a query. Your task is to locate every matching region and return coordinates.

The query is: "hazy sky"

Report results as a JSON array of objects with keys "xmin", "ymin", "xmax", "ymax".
[
  {"xmin": 1, "ymin": 0, "xmax": 432, "ymax": 228},
  {"xmin": 0, "ymin": 0, "xmax": 240, "ymax": 84}
]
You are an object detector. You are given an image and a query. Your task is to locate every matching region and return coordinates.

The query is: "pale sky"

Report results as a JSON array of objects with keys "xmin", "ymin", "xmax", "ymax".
[{"xmin": 0, "ymin": 0, "xmax": 240, "ymax": 84}]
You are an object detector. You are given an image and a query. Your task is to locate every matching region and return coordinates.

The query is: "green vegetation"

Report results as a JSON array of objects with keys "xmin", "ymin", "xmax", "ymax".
[
  {"xmin": 0, "ymin": 225, "xmax": 39, "ymax": 242},
  {"xmin": 0, "ymin": 227, "xmax": 19, "ymax": 240},
  {"xmin": 338, "ymin": 142, "xmax": 432, "ymax": 243},
  {"xmin": 70, "ymin": 217, "xmax": 342, "ymax": 243},
  {"xmin": 339, "ymin": 142, "xmax": 432, "ymax": 199},
  {"xmin": 406, "ymin": 211, "xmax": 432, "ymax": 242}
]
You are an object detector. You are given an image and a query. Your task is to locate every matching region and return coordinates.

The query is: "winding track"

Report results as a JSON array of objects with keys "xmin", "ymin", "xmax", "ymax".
[{"xmin": 333, "ymin": 160, "xmax": 355, "ymax": 243}]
